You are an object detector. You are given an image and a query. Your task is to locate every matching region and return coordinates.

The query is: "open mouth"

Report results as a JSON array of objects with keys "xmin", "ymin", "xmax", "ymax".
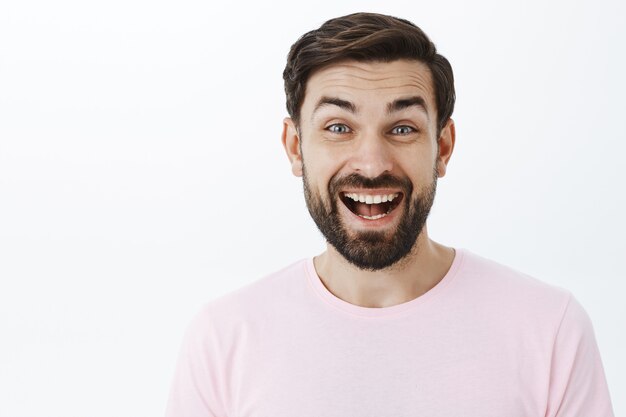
[{"xmin": 340, "ymin": 191, "xmax": 404, "ymax": 220}]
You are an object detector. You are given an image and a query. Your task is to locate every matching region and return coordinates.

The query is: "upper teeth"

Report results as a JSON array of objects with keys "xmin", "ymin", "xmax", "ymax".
[{"xmin": 344, "ymin": 193, "xmax": 399, "ymax": 204}]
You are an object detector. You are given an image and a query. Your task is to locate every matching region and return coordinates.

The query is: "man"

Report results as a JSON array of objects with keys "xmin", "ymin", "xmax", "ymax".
[{"xmin": 165, "ymin": 12, "xmax": 614, "ymax": 417}]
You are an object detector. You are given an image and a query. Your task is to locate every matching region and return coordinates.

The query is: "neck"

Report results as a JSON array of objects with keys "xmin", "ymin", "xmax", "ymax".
[{"xmin": 313, "ymin": 227, "xmax": 455, "ymax": 308}]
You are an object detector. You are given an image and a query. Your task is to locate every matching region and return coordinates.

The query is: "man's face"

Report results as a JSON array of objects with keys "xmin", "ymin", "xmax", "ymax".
[{"xmin": 283, "ymin": 60, "xmax": 453, "ymax": 271}]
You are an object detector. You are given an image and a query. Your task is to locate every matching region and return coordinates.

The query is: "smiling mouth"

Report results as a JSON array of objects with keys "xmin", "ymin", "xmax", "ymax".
[{"xmin": 340, "ymin": 191, "xmax": 404, "ymax": 220}]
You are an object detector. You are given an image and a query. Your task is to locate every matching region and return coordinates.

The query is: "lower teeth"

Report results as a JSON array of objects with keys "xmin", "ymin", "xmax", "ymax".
[{"xmin": 359, "ymin": 213, "xmax": 387, "ymax": 220}]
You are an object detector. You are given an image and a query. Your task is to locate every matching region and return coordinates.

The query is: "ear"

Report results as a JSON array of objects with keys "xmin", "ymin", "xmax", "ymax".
[
  {"xmin": 282, "ymin": 117, "xmax": 303, "ymax": 177},
  {"xmin": 436, "ymin": 118, "xmax": 456, "ymax": 178}
]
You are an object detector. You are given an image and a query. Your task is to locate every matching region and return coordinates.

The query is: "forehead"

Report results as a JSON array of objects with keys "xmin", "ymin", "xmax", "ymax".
[{"xmin": 302, "ymin": 60, "xmax": 436, "ymax": 115}]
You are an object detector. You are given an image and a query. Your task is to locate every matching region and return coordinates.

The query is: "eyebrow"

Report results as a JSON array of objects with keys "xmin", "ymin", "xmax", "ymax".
[
  {"xmin": 312, "ymin": 96, "xmax": 357, "ymax": 115},
  {"xmin": 311, "ymin": 95, "xmax": 429, "ymax": 118},
  {"xmin": 387, "ymin": 96, "xmax": 429, "ymax": 116}
]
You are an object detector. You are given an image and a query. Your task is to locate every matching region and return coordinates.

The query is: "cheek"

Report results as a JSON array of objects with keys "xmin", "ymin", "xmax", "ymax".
[
  {"xmin": 302, "ymin": 158, "xmax": 336, "ymax": 196},
  {"xmin": 303, "ymin": 149, "xmax": 345, "ymax": 187},
  {"xmin": 399, "ymin": 155, "xmax": 437, "ymax": 185}
]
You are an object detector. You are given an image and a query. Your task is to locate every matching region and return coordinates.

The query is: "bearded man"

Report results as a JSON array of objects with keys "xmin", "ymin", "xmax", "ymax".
[{"xmin": 165, "ymin": 12, "xmax": 614, "ymax": 417}]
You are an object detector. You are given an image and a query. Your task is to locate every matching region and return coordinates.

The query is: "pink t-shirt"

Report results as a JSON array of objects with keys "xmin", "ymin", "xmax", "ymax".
[{"xmin": 165, "ymin": 249, "xmax": 614, "ymax": 417}]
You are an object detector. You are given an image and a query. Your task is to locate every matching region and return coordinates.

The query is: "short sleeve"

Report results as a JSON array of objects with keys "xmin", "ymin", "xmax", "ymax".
[
  {"xmin": 545, "ymin": 294, "xmax": 614, "ymax": 417},
  {"xmin": 165, "ymin": 307, "xmax": 228, "ymax": 417}
]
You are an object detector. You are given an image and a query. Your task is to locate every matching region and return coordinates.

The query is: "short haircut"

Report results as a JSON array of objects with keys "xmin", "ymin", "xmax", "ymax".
[{"xmin": 283, "ymin": 12, "xmax": 455, "ymax": 136}]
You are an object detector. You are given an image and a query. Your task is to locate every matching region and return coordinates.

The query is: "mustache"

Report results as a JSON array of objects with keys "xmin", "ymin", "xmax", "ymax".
[{"xmin": 329, "ymin": 173, "xmax": 413, "ymax": 194}]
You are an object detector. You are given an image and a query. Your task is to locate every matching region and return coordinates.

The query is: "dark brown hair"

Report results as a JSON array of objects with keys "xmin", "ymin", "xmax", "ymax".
[{"xmin": 283, "ymin": 12, "xmax": 455, "ymax": 135}]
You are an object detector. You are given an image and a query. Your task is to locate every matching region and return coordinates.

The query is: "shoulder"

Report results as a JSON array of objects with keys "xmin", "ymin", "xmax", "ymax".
[
  {"xmin": 188, "ymin": 258, "xmax": 309, "ymax": 333},
  {"xmin": 458, "ymin": 249, "xmax": 571, "ymax": 302},
  {"xmin": 454, "ymin": 249, "xmax": 574, "ymax": 330}
]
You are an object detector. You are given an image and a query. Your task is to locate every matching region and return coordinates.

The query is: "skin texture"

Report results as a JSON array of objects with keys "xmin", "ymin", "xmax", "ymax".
[{"xmin": 282, "ymin": 59, "xmax": 457, "ymax": 308}]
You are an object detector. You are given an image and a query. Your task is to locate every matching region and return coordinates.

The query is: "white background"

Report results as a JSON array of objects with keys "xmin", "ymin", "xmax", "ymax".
[{"xmin": 0, "ymin": 0, "xmax": 624, "ymax": 415}]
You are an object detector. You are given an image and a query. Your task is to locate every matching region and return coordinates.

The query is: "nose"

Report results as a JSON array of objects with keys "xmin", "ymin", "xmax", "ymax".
[{"xmin": 346, "ymin": 129, "xmax": 394, "ymax": 178}]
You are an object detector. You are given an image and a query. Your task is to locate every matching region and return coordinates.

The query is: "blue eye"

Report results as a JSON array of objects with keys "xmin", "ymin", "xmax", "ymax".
[
  {"xmin": 391, "ymin": 125, "xmax": 415, "ymax": 135},
  {"xmin": 327, "ymin": 124, "xmax": 351, "ymax": 134}
]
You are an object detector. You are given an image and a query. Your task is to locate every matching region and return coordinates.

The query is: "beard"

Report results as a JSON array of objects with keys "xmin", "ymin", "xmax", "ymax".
[{"xmin": 303, "ymin": 165, "xmax": 438, "ymax": 271}]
